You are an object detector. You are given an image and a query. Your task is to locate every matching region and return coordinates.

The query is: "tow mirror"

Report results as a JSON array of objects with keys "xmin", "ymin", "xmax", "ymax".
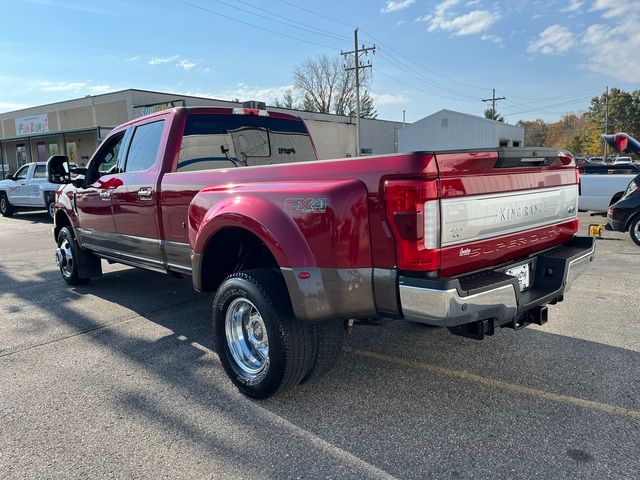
[{"xmin": 47, "ymin": 155, "xmax": 72, "ymax": 184}]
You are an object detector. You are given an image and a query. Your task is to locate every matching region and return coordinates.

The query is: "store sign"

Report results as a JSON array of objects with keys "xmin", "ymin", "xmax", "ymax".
[
  {"xmin": 15, "ymin": 113, "xmax": 49, "ymax": 135},
  {"xmin": 136, "ymin": 100, "xmax": 185, "ymax": 117}
]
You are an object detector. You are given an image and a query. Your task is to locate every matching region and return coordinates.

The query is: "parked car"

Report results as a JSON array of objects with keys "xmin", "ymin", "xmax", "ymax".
[
  {"xmin": 0, "ymin": 162, "xmax": 61, "ymax": 218},
  {"xmin": 579, "ymin": 172, "xmax": 637, "ymax": 212},
  {"xmin": 589, "ymin": 157, "xmax": 605, "ymax": 165},
  {"xmin": 613, "ymin": 156, "xmax": 634, "ymax": 165},
  {"xmin": 607, "ymin": 175, "xmax": 640, "ymax": 246},
  {"xmin": 578, "ymin": 163, "xmax": 640, "ymax": 175},
  {"xmin": 47, "ymin": 105, "xmax": 594, "ymax": 398}
]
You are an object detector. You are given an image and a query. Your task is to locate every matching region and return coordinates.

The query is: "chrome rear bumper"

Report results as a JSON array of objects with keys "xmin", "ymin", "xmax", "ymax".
[{"xmin": 399, "ymin": 236, "xmax": 595, "ymax": 327}]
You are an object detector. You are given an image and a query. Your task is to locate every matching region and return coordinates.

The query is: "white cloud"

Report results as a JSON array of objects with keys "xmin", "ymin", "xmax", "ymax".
[
  {"xmin": 0, "ymin": 101, "xmax": 30, "ymax": 113},
  {"xmin": 176, "ymin": 59, "xmax": 196, "ymax": 71},
  {"xmin": 527, "ymin": 25, "xmax": 576, "ymax": 54},
  {"xmin": 591, "ymin": 0, "xmax": 640, "ymax": 18},
  {"xmin": 580, "ymin": 9, "xmax": 640, "ymax": 82},
  {"xmin": 481, "ymin": 33, "xmax": 503, "ymax": 45},
  {"xmin": 126, "ymin": 56, "xmax": 140, "ymax": 62},
  {"xmin": 148, "ymin": 55, "xmax": 179, "ymax": 65},
  {"xmin": 369, "ymin": 92, "xmax": 409, "ymax": 105},
  {"xmin": 36, "ymin": 81, "xmax": 114, "ymax": 95},
  {"xmin": 38, "ymin": 81, "xmax": 88, "ymax": 92},
  {"xmin": 560, "ymin": 0, "xmax": 583, "ymax": 12},
  {"xmin": 526, "ymin": 0, "xmax": 640, "ymax": 82},
  {"xmin": 182, "ymin": 84, "xmax": 294, "ymax": 103},
  {"xmin": 380, "ymin": 0, "xmax": 415, "ymax": 13},
  {"xmin": 422, "ymin": 0, "xmax": 500, "ymax": 36},
  {"xmin": 88, "ymin": 85, "xmax": 114, "ymax": 95}
]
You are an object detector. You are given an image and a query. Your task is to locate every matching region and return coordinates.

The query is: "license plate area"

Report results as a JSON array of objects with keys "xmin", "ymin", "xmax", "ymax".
[{"xmin": 504, "ymin": 263, "xmax": 531, "ymax": 292}]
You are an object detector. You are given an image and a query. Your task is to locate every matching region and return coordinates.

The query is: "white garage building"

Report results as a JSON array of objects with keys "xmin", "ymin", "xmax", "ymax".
[{"xmin": 398, "ymin": 109, "xmax": 524, "ymax": 152}]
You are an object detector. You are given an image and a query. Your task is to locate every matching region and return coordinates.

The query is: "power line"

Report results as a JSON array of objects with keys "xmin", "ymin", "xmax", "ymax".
[
  {"xmin": 176, "ymin": 0, "xmax": 340, "ymax": 50},
  {"xmin": 482, "ymin": 89, "xmax": 506, "ymax": 119},
  {"xmin": 277, "ymin": 0, "xmax": 355, "ymax": 29},
  {"xmin": 209, "ymin": 0, "xmax": 351, "ymax": 42},
  {"xmin": 341, "ymin": 28, "xmax": 376, "ymax": 155}
]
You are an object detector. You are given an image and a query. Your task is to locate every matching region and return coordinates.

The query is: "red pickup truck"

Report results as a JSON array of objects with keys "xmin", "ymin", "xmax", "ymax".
[{"xmin": 48, "ymin": 105, "xmax": 594, "ymax": 398}]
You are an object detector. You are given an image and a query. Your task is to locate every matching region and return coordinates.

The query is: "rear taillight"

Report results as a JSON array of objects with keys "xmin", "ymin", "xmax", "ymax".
[{"xmin": 385, "ymin": 179, "xmax": 440, "ymax": 271}]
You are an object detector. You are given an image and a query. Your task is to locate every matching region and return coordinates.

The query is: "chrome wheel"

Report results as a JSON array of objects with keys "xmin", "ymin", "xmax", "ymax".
[
  {"xmin": 48, "ymin": 202, "xmax": 56, "ymax": 219},
  {"xmin": 56, "ymin": 238, "xmax": 74, "ymax": 279},
  {"xmin": 225, "ymin": 298, "xmax": 269, "ymax": 377},
  {"xmin": 0, "ymin": 197, "xmax": 7, "ymax": 213}
]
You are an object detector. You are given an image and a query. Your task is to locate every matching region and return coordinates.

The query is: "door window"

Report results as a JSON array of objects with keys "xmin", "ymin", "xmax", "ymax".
[
  {"xmin": 124, "ymin": 121, "xmax": 165, "ymax": 172},
  {"xmin": 86, "ymin": 132, "xmax": 126, "ymax": 183},
  {"xmin": 33, "ymin": 165, "xmax": 47, "ymax": 178},
  {"xmin": 14, "ymin": 165, "xmax": 29, "ymax": 180}
]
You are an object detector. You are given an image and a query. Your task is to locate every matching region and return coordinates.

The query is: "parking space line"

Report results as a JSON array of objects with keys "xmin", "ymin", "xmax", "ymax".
[{"xmin": 345, "ymin": 347, "xmax": 640, "ymax": 420}]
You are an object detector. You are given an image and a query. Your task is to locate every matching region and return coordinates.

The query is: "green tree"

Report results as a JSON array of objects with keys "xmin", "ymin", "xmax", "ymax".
[
  {"xmin": 587, "ymin": 88, "xmax": 640, "ymax": 140},
  {"xmin": 273, "ymin": 88, "xmax": 298, "ymax": 109},
  {"xmin": 516, "ymin": 119, "xmax": 548, "ymax": 147},
  {"xmin": 484, "ymin": 108, "xmax": 504, "ymax": 122}
]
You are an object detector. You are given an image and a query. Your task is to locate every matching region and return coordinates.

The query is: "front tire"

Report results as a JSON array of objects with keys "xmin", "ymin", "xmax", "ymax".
[
  {"xmin": 629, "ymin": 216, "xmax": 640, "ymax": 247},
  {"xmin": 56, "ymin": 227, "xmax": 90, "ymax": 285},
  {"xmin": 213, "ymin": 269, "xmax": 314, "ymax": 399},
  {"xmin": 0, "ymin": 193, "xmax": 15, "ymax": 217}
]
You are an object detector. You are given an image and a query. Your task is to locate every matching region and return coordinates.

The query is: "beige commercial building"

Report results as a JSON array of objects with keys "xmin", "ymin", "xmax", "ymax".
[{"xmin": 0, "ymin": 89, "xmax": 403, "ymax": 178}]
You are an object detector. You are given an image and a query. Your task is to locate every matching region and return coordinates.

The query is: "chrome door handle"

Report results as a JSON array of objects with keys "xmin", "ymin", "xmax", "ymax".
[
  {"xmin": 138, "ymin": 187, "xmax": 153, "ymax": 200},
  {"xmin": 99, "ymin": 190, "xmax": 111, "ymax": 201}
]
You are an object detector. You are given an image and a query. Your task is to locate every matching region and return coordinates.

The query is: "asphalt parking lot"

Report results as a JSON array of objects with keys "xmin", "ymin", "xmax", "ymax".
[{"xmin": 1, "ymin": 211, "xmax": 638, "ymax": 479}]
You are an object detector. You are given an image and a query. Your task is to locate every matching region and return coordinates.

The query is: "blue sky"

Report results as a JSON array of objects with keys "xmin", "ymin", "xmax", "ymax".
[{"xmin": 0, "ymin": 0, "xmax": 639, "ymax": 123}]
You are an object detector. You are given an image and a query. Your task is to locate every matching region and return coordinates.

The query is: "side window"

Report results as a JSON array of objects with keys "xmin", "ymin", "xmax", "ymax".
[
  {"xmin": 33, "ymin": 165, "xmax": 47, "ymax": 178},
  {"xmin": 124, "ymin": 121, "xmax": 165, "ymax": 173},
  {"xmin": 14, "ymin": 166, "xmax": 29, "ymax": 180},
  {"xmin": 86, "ymin": 132, "xmax": 126, "ymax": 183}
]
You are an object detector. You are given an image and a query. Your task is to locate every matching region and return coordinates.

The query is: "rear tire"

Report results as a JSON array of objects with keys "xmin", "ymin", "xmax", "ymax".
[
  {"xmin": 47, "ymin": 199, "xmax": 56, "ymax": 220},
  {"xmin": 213, "ymin": 269, "xmax": 315, "ymax": 399},
  {"xmin": 629, "ymin": 216, "xmax": 640, "ymax": 247},
  {"xmin": 56, "ymin": 227, "xmax": 90, "ymax": 285},
  {"xmin": 0, "ymin": 193, "xmax": 15, "ymax": 217}
]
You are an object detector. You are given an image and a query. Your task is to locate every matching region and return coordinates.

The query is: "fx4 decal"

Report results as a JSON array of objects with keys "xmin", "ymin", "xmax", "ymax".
[{"xmin": 284, "ymin": 197, "xmax": 327, "ymax": 214}]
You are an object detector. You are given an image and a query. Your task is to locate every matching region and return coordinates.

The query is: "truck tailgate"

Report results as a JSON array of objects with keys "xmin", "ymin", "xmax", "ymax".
[{"xmin": 435, "ymin": 149, "xmax": 578, "ymax": 277}]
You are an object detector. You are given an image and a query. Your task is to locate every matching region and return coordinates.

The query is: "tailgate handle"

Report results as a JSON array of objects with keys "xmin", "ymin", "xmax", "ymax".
[
  {"xmin": 99, "ymin": 190, "xmax": 111, "ymax": 201},
  {"xmin": 138, "ymin": 187, "xmax": 153, "ymax": 200}
]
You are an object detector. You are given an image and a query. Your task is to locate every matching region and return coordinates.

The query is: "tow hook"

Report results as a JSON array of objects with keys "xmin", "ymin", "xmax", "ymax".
[{"xmin": 507, "ymin": 306, "xmax": 548, "ymax": 330}]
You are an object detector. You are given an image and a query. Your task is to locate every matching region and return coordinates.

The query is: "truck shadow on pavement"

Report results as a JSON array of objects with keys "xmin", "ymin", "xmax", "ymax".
[
  {"xmin": 3, "ymin": 211, "xmax": 52, "ymax": 223},
  {"xmin": 1, "ymin": 264, "xmax": 639, "ymax": 479}
]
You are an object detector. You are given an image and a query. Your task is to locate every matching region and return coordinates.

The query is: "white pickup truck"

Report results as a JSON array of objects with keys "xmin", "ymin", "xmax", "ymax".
[
  {"xmin": 0, "ymin": 162, "xmax": 60, "ymax": 219},
  {"xmin": 578, "ymin": 173, "xmax": 637, "ymax": 212}
]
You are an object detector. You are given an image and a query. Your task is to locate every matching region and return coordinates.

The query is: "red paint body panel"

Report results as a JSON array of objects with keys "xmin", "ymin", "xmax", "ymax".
[
  {"xmin": 439, "ymin": 219, "xmax": 578, "ymax": 277},
  {"xmin": 57, "ymin": 106, "xmax": 580, "ymax": 281}
]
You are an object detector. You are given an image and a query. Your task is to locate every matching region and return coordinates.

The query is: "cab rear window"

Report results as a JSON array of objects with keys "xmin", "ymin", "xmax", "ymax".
[{"xmin": 177, "ymin": 113, "xmax": 316, "ymax": 172}]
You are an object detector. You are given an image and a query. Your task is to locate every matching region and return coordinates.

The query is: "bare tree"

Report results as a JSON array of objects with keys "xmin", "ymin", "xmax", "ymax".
[{"xmin": 274, "ymin": 54, "xmax": 375, "ymax": 118}]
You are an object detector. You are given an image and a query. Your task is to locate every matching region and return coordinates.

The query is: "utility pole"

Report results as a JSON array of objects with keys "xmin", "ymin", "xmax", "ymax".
[
  {"xmin": 604, "ymin": 85, "xmax": 609, "ymax": 160},
  {"xmin": 341, "ymin": 28, "xmax": 375, "ymax": 156},
  {"xmin": 482, "ymin": 88, "xmax": 506, "ymax": 120}
]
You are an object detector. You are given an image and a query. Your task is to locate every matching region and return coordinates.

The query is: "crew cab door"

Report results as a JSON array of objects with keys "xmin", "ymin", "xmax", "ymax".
[
  {"xmin": 7, "ymin": 165, "xmax": 31, "ymax": 205},
  {"xmin": 27, "ymin": 164, "xmax": 48, "ymax": 206},
  {"xmin": 75, "ymin": 131, "xmax": 126, "ymax": 252},
  {"xmin": 108, "ymin": 119, "xmax": 166, "ymax": 268}
]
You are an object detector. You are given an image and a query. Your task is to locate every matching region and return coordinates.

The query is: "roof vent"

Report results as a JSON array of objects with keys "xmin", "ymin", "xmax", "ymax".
[{"xmin": 242, "ymin": 100, "xmax": 266, "ymax": 110}]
